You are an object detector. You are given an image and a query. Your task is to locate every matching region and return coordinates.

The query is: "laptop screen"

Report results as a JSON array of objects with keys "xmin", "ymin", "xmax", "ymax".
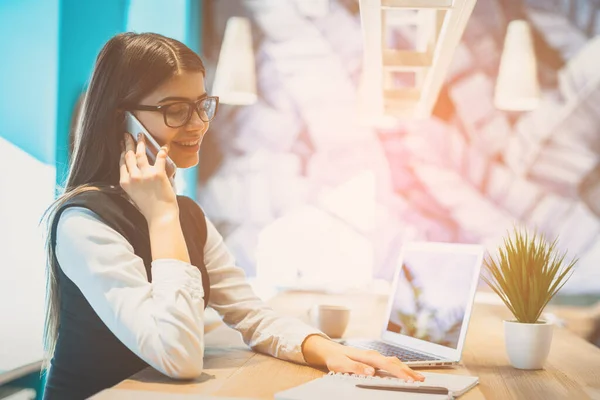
[{"xmin": 385, "ymin": 248, "xmax": 481, "ymax": 349}]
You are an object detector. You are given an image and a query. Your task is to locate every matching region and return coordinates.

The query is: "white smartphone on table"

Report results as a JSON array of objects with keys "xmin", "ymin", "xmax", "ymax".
[{"xmin": 124, "ymin": 111, "xmax": 176, "ymax": 177}]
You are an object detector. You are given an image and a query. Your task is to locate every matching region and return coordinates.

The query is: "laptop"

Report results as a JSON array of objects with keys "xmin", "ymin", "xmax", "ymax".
[{"xmin": 343, "ymin": 241, "xmax": 484, "ymax": 367}]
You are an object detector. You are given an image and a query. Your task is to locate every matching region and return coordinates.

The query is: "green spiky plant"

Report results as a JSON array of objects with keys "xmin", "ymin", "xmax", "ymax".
[{"xmin": 482, "ymin": 227, "xmax": 578, "ymax": 324}]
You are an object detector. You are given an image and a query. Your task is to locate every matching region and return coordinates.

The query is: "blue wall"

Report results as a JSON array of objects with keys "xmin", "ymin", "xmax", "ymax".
[
  {"xmin": 0, "ymin": 0, "xmax": 60, "ymax": 165},
  {"xmin": 55, "ymin": 0, "xmax": 127, "ymax": 185}
]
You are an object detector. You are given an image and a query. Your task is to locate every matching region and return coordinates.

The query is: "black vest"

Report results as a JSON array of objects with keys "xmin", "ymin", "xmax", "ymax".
[{"xmin": 43, "ymin": 190, "xmax": 210, "ymax": 400}]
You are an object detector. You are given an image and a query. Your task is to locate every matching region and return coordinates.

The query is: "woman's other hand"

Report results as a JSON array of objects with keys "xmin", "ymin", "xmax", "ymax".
[
  {"xmin": 302, "ymin": 335, "xmax": 425, "ymax": 382},
  {"xmin": 120, "ymin": 133, "xmax": 178, "ymax": 223}
]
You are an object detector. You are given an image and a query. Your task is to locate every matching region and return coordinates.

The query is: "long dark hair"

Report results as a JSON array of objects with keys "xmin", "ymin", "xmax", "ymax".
[{"xmin": 42, "ymin": 32, "xmax": 205, "ymax": 368}]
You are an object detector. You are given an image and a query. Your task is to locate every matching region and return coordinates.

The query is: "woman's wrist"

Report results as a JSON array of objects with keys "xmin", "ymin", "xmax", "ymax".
[
  {"xmin": 301, "ymin": 334, "xmax": 335, "ymax": 367},
  {"xmin": 147, "ymin": 207, "xmax": 190, "ymax": 264},
  {"xmin": 147, "ymin": 206, "xmax": 179, "ymax": 229}
]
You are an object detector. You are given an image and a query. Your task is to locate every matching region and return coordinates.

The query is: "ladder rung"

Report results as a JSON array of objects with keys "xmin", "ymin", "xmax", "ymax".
[
  {"xmin": 382, "ymin": 50, "xmax": 433, "ymax": 68},
  {"xmin": 381, "ymin": 0, "xmax": 453, "ymax": 9},
  {"xmin": 384, "ymin": 88, "xmax": 421, "ymax": 102},
  {"xmin": 385, "ymin": 102, "xmax": 418, "ymax": 115},
  {"xmin": 383, "ymin": 11, "xmax": 420, "ymax": 26}
]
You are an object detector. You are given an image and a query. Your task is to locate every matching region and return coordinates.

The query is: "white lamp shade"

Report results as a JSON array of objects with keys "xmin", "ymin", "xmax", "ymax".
[
  {"xmin": 494, "ymin": 20, "xmax": 540, "ymax": 112},
  {"xmin": 212, "ymin": 17, "xmax": 257, "ymax": 106}
]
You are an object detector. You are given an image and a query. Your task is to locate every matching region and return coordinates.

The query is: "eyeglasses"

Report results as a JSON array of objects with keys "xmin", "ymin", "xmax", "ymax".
[{"xmin": 129, "ymin": 96, "xmax": 219, "ymax": 128}]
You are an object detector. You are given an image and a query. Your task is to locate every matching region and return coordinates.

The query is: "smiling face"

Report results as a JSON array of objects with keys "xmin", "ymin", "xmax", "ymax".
[{"xmin": 133, "ymin": 71, "xmax": 208, "ymax": 169}]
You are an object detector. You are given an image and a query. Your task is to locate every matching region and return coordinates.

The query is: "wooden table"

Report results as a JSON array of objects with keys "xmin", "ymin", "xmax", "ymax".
[{"xmin": 112, "ymin": 290, "xmax": 600, "ymax": 399}]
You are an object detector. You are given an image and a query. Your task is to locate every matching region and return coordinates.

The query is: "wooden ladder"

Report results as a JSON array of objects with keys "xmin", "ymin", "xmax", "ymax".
[{"xmin": 359, "ymin": 0, "xmax": 477, "ymax": 121}]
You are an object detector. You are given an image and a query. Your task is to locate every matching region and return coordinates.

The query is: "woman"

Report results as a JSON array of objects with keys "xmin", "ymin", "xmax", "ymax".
[{"xmin": 42, "ymin": 32, "xmax": 424, "ymax": 399}]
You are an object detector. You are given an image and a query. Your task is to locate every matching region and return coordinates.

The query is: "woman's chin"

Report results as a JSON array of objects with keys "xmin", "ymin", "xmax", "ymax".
[{"xmin": 173, "ymin": 155, "xmax": 199, "ymax": 169}]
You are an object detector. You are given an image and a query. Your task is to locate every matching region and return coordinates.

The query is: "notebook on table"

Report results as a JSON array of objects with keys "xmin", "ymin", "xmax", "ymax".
[{"xmin": 274, "ymin": 371, "xmax": 479, "ymax": 400}]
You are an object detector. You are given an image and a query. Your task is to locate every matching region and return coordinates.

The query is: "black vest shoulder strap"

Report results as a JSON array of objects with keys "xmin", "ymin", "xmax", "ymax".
[
  {"xmin": 51, "ymin": 189, "xmax": 210, "ymax": 305},
  {"xmin": 175, "ymin": 194, "xmax": 210, "ymax": 304}
]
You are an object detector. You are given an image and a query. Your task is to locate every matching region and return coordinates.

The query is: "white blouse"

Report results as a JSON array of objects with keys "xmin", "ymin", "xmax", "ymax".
[{"xmin": 55, "ymin": 206, "xmax": 326, "ymax": 379}]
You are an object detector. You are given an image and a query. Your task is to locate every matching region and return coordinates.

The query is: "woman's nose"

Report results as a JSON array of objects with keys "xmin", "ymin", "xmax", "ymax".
[{"xmin": 187, "ymin": 109, "xmax": 207, "ymax": 130}]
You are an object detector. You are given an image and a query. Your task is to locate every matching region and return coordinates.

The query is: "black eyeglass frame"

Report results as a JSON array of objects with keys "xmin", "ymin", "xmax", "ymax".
[{"xmin": 128, "ymin": 95, "xmax": 219, "ymax": 128}]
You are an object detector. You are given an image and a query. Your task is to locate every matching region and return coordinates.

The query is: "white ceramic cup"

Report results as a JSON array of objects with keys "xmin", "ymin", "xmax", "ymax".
[{"xmin": 308, "ymin": 305, "xmax": 351, "ymax": 338}]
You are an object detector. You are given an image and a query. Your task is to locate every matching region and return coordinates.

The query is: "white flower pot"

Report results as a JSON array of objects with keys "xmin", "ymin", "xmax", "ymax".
[{"xmin": 504, "ymin": 320, "xmax": 553, "ymax": 370}]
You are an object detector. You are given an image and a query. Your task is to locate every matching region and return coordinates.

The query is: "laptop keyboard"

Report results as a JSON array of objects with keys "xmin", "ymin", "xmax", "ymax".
[{"xmin": 347, "ymin": 340, "xmax": 440, "ymax": 362}]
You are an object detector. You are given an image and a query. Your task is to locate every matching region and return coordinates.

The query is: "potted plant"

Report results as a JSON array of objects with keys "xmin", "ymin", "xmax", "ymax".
[{"xmin": 482, "ymin": 227, "xmax": 577, "ymax": 370}]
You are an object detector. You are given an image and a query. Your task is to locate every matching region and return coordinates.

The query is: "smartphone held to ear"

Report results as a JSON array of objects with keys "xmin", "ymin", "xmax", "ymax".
[{"xmin": 124, "ymin": 112, "xmax": 176, "ymax": 177}]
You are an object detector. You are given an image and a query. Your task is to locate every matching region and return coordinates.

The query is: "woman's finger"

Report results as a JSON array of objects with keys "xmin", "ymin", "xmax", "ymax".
[
  {"xmin": 153, "ymin": 144, "xmax": 169, "ymax": 173},
  {"xmin": 329, "ymin": 358, "xmax": 375, "ymax": 376},
  {"xmin": 386, "ymin": 356, "xmax": 424, "ymax": 382},
  {"xmin": 348, "ymin": 349, "xmax": 424, "ymax": 382},
  {"xmin": 135, "ymin": 133, "xmax": 150, "ymax": 168},
  {"xmin": 119, "ymin": 150, "xmax": 129, "ymax": 187},
  {"xmin": 124, "ymin": 132, "xmax": 135, "ymax": 153},
  {"xmin": 124, "ymin": 134, "xmax": 140, "ymax": 176}
]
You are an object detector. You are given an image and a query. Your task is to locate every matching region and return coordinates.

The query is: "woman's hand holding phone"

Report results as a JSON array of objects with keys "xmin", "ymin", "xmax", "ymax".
[
  {"xmin": 120, "ymin": 133, "xmax": 191, "ymax": 264},
  {"xmin": 120, "ymin": 133, "xmax": 178, "ymax": 223}
]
